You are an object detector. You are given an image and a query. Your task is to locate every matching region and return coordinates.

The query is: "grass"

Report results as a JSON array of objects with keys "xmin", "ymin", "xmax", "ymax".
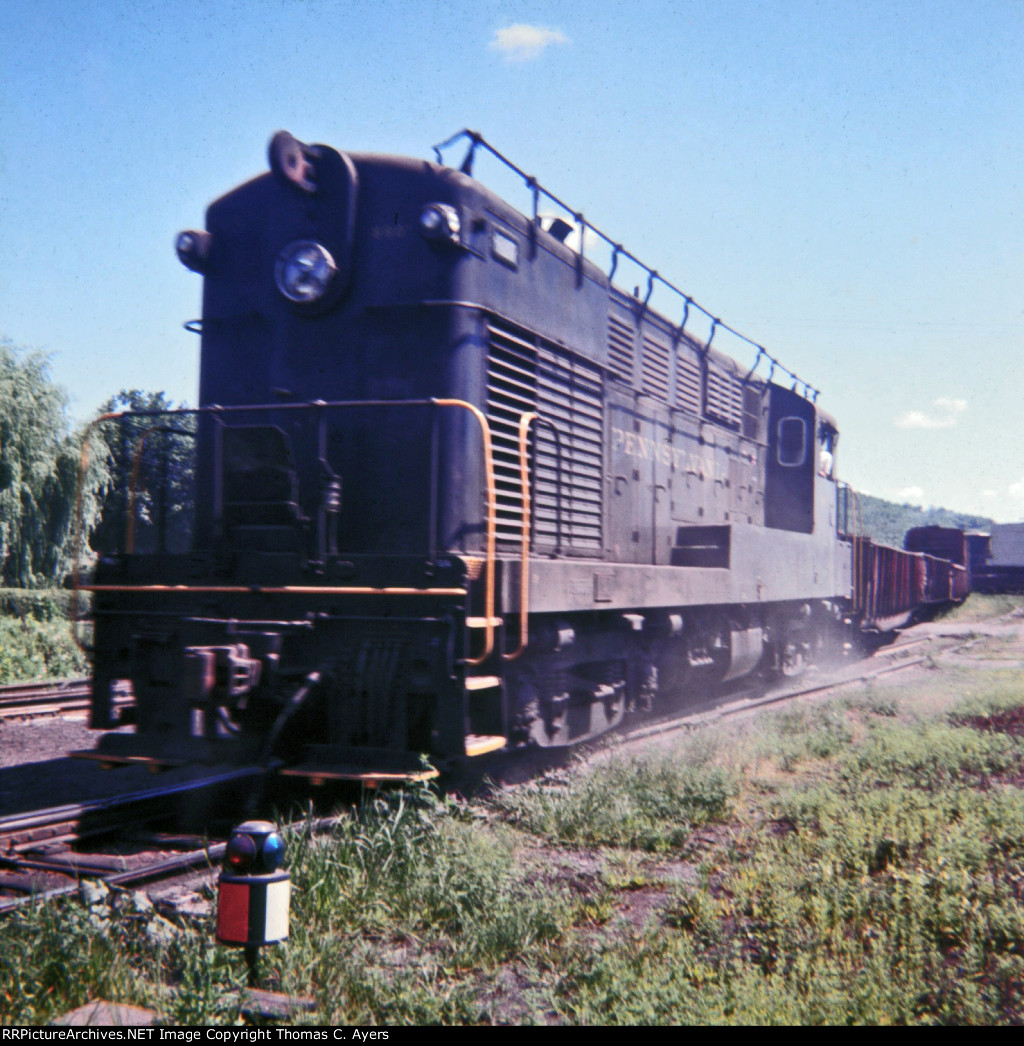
[
  {"xmin": 6, "ymin": 604, "xmax": 1024, "ymax": 1024},
  {"xmin": 488, "ymin": 741, "xmax": 735, "ymax": 852},
  {"xmin": 937, "ymin": 593, "xmax": 1024, "ymax": 624}
]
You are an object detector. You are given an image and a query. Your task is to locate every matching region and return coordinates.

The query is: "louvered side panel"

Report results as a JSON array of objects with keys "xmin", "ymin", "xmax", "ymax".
[
  {"xmin": 607, "ymin": 313, "xmax": 635, "ymax": 385},
  {"xmin": 705, "ymin": 365, "xmax": 743, "ymax": 428},
  {"xmin": 742, "ymin": 384, "xmax": 763, "ymax": 440},
  {"xmin": 485, "ymin": 319, "xmax": 537, "ymax": 547},
  {"xmin": 536, "ymin": 344, "xmax": 605, "ymax": 554},
  {"xmin": 675, "ymin": 349, "xmax": 702, "ymax": 416},
  {"xmin": 641, "ymin": 332, "xmax": 671, "ymax": 401},
  {"xmin": 485, "ymin": 316, "xmax": 605, "ymax": 556}
]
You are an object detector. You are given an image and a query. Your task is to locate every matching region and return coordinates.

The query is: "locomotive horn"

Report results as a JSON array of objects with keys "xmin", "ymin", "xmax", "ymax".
[{"xmin": 269, "ymin": 130, "xmax": 318, "ymax": 194}]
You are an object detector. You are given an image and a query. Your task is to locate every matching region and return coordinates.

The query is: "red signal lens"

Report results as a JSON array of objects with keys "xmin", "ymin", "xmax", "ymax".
[{"xmin": 226, "ymin": 832, "xmax": 257, "ymax": 872}]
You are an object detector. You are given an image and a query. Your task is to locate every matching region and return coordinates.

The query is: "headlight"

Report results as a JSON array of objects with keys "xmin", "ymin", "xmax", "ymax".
[
  {"xmin": 176, "ymin": 229, "xmax": 212, "ymax": 273},
  {"xmin": 274, "ymin": 240, "xmax": 337, "ymax": 303},
  {"xmin": 419, "ymin": 203, "xmax": 461, "ymax": 245}
]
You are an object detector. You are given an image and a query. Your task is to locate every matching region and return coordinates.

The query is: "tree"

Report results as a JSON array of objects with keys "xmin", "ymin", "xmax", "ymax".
[
  {"xmin": 89, "ymin": 389, "xmax": 196, "ymax": 557},
  {"xmin": 0, "ymin": 339, "xmax": 107, "ymax": 587}
]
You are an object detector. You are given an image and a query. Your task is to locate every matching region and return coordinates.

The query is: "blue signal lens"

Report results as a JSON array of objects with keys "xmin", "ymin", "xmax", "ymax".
[
  {"xmin": 260, "ymin": 832, "xmax": 285, "ymax": 872},
  {"xmin": 226, "ymin": 832, "xmax": 257, "ymax": 872}
]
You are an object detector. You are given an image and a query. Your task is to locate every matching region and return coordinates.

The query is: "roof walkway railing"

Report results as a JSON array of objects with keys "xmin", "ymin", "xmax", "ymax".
[{"xmin": 433, "ymin": 128, "xmax": 819, "ymax": 403}]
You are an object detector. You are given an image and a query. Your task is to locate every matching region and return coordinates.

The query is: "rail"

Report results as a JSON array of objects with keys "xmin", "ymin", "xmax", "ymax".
[
  {"xmin": 0, "ymin": 678, "xmax": 133, "ymax": 719},
  {"xmin": 0, "ymin": 766, "xmax": 265, "ymax": 915},
  {"xmin": 433, "ymin": 128, "xmax": 820, "ymax": 402}
]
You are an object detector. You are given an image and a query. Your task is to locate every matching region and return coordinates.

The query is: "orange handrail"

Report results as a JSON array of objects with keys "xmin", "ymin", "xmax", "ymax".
[
  {"xmin": 431, "ymin": 399, "xmax": 498, "ymax": 664},
  {"xmin": 503, "ymin": 411, "xmax": 538, "ymax": 661}
]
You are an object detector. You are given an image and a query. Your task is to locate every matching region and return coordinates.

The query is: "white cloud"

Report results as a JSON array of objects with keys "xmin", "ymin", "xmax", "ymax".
[
  {"xmin": 895, "ymin": 397, "xmax": 967, "ymax": 429},
  {"xmin": 896, "ymin": 411, "xmax": 933, "ymax": 429},
  {"xmin": 1009, "ymin": 478, "xmax": 1024, "ymax": 500},
  {"xmin": 489, "ymin": 24, "xmax": 570, "ymax": 62},
  {"xmin": 898, "ymin": 486, "xmax": 925, "ymax": 501},
  {"xmin": 934, "ymin": 397, "xmax": 967, "ymax": 413}
]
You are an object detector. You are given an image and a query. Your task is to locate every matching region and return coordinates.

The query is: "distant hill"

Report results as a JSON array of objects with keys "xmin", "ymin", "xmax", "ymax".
[{"xmin": 855, "ymin": 493, "xmax": 993, "ymax": 548}]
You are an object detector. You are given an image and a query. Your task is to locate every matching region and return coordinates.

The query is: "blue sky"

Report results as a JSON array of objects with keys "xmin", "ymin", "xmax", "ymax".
[{"xmin": 2, "ymin": 0, "xmax": 1022, "ymax": 519}]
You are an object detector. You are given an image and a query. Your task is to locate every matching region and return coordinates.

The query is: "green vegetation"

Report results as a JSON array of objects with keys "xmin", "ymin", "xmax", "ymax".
[
  {"xmin": 0, "ymin": 339, "xmax": 189, "ymax": 679},
  {"xmin": 0, "ymin": 588, "xmax": 87, "ymax": 683},
  {"xmin": 856, "ymin": 491, "xmax": 991, "ymax": 548},
  {"xmin": 0, "ymin": 337, "xmax": 191, "ymax": 589},
  {"xmin": 940, "ymin": 592, "xmax": 1023, "ymax": 623},
  {"xmin": 0, "ymin": 614, "xmax": 87, "ymax": 683},
  {"xmin": 0, "ymin": 340, "xmax": 106, "ymax": 588},
  {"xmin": 489, "ymin": 745, "xmax": 735, "ymax": 851},
  {"xmin": 89, "ymin": 389, "xmax": 196, "ymax": 558},
  {"xmin": 7, "ymin": 624, "xmax": 1024, "ymax": 1024}
]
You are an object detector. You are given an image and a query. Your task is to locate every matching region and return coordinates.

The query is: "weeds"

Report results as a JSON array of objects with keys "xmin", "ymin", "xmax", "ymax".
[
  {"xmin": 282, "ymin": 787, "xmax": 571, "ymax": 1000},
  {"xmin": 0, "ymin": 615, "xmax": 87, "ymax": 683},
  {"xmin": 940, "ymin": 594, "xmax": 1024, "ymax": 623},
  {"xmin": 490, "ymin": 749, "xmax": 736, "ymax": 851},
  {"xmin": 0, "ymin": 589, "xmax": 88, "ymax": 683}
]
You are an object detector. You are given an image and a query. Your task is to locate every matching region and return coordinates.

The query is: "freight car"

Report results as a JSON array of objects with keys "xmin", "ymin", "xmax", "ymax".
[
  {"xmin": 965, "ymin": 524, "xmax": 1024, "ymax": 594},
  {"xmin": 903, "ymin": 526, "xmax": 972, "ymax": 613},
  {"xmin": 76, "ymin": 130, "xmax": 967, "ymax": 780}
]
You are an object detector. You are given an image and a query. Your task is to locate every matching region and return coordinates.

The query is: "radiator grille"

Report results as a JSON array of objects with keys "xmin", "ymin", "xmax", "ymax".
[
  {"xmin": 606, "ymin": 313, "xmax": 635, "ymax": 385},
  {"xmin": 705, "ymin": 366, "xmax": 743, "ymax": 428},
  {"xmin": 486, "ymin": 317, "xmax": 604, "ymax": 554},
  {"xmin": 675, "ymin": 351, "xmax": 703, "ymax": 415},
  {"xmin": 485, "ymin": 322, "xmax": 536, "ymax": 548},
  {"xmin": 641, "ymin": 333, "xmax": 671, "ymax": 400}
]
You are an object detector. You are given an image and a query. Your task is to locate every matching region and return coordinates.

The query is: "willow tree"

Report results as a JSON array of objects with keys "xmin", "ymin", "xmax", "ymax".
[{"xmin": 0, "ymin": 339, "xmax": 106, "ymax": 588}]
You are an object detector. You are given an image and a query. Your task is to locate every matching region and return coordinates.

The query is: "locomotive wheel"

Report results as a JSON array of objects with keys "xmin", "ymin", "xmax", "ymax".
[{"xmin": 780, "ymin": 642, "xmax": 807, "ymax": 678}]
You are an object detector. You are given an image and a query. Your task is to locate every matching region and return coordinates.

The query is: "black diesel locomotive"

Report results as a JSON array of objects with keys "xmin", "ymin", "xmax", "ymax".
[{"xmin": 80, "ymin": 131, "xmax": 965, "ymax": 780}]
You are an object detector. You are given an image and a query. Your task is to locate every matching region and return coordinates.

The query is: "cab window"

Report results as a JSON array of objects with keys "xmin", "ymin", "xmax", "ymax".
[{"xmin": 777, "ymin": 416, "xmax": 807, "ymax": 468}]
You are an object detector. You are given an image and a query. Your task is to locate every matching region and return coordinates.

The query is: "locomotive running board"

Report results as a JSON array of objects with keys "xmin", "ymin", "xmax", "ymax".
[
  {"xmin": 465, "ymin": 734, "xmax": 507, "ymax": 757},
  {"xmin": 280, "ymin": 734, "xmax": 508, "ymax": 785},
  {"xmin": 69, "ymin": 750, "xmax": 188, "ymax": 771},
  {"xmin": 279, "ymin": 765, "xmax": 439, "ymax": 788},
  {"xmin": 281, "ymin": 744, "xmax": 440, "ymax": 788}
]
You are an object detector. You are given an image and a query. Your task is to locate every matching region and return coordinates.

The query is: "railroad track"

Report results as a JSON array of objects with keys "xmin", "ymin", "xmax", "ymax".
[
  {"xmin": 0, "ymin": 766, "xmax": 266, "ymax": 914},
  {"xmin": 0, "ymin": 678, "xmax": 133, "ymax": 719}
]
